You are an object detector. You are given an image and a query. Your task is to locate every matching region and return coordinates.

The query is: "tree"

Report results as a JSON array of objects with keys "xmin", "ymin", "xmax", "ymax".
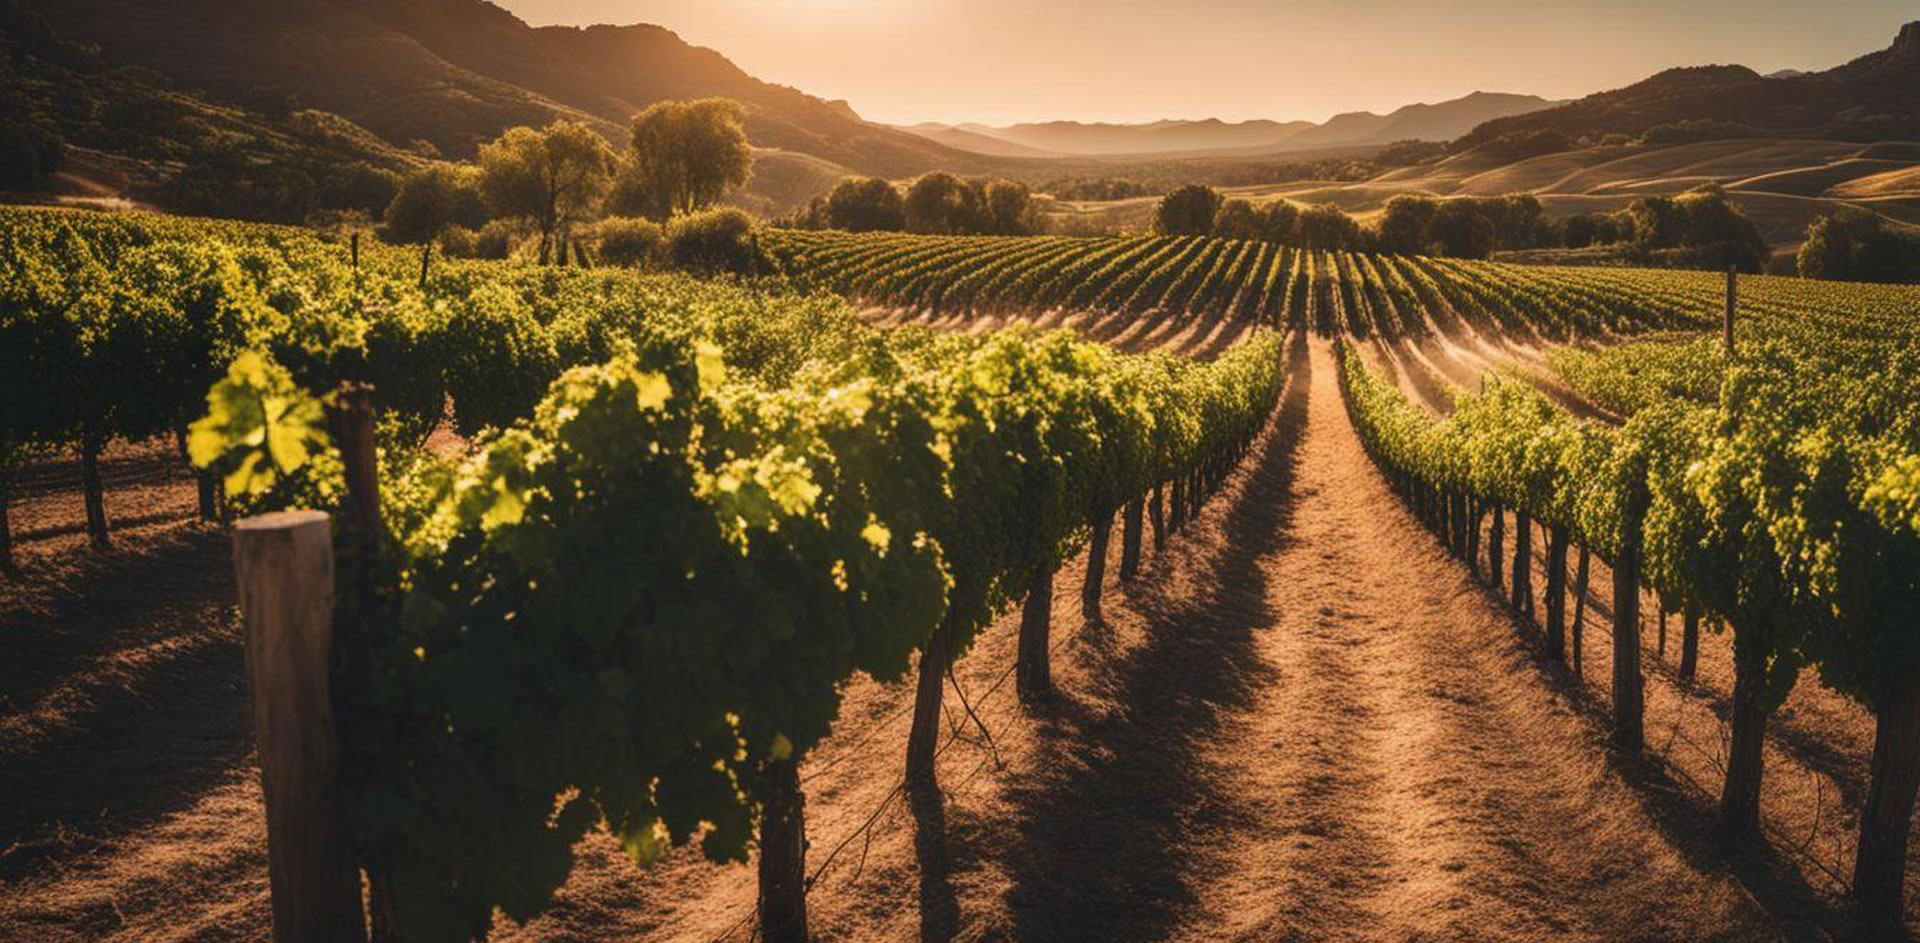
[
  {"xmin": 983, "ymin": 179, "xmax": 1038, "ymax": 235},
  {"xmin": 618, "ymin": 98, "xmax": 754, "ymax": 221},
  {"xmin": 382, "ymin": 163, "xmax": 487, "ymax": 245},
  {"xmin": 1426, "ymin": 199, "xmax": 1497, "ymax": 259},
  {"xmin": 823, "ymin": 177, "xmax": 905, "ymax": 232},
  {"xmin": 1560, "ymin": 213, "xmax": 1602, "ymax": 249},
  {"xmin": 1153, "ymin": 184, "xmax": 1222, "ymax": 236},
  {"xmin": 1488, "ymin": 194, "xmax": 1548, "ymax": 250},
  {"xmin": 477, "ymin": 121, "xmax": 617, "ymax": 265},
  {"xmin": 1375, "ymin": 139, "xmax": 1446, "ymax": 167},
  {"xmin": 1212, "ymin": 199, "xmax": 1261, "ymax": 240},
  {"xmin": 1798, "ymin": 211, "xmax": 1920, "ymax": 284},
  {"xmin": 905, "ymin": 172, "xmax": 985, "ymax": 234},
  {"xmin": 1252, "ymin": 200, "xmax": 1300, "ymax": 243},
  {"xmin": 1296, "ymin": 202, "xmax": 1364, "ymax": 249},
  {"xmin": 1627, "ymin": 195, "xmax": 1684, "ymax": 249},
  {"xmin": 1376, "ymin": 195, "xmax": 1437, "ymax": 254},
  {"xmin": 1672, "ymin": 185, "xmax": 1768, "ymax": 272}
]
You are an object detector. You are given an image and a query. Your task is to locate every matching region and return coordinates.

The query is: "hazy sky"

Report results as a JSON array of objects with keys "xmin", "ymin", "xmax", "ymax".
[{"xmin": 496, "ymin": 1, "xmax": 1917, "ymax": 125}]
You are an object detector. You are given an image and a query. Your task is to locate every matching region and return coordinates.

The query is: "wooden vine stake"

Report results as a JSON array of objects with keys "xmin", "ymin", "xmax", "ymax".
[
  {"xmin": 233, "ymin": 510, "xmax": 367, "ymax": 943},
  {"xmin": 323, "ymin": 384, "xmax": 400, "ymax": 941}
]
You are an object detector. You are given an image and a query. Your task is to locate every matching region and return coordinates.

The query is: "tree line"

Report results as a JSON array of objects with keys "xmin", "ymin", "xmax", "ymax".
[
  {"xmin": 379, "ymin": 97, "xmax": 762, "ymax": 273},
  {"xmin": 1798, "ymin": 211, "xmax": 1920, "ymax": 284},
  {"xmin": 786, "ymin": 172, "xmax": 1042, "ymax": 235},
  {"xmin": 1146, "ymin": 182, "xmax": 1773, "ymax": 271}
]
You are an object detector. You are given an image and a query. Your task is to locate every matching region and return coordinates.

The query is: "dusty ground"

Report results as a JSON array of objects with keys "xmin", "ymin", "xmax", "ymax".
[{"xmin": 0, "ymin": 335, "xmax": 1910, "ymax": 941}]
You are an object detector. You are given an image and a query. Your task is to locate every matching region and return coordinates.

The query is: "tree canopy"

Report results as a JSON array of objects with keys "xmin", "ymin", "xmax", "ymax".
[
  {"xmin": 616, "ymin": 98, "xmax": 754, "ymax": 221},
  {"xmin": 824, "ymin": 177, "xmax": 906, "ymax": 232},
  {"xmin": 477, "ymin": 120, "xmax": 616, "ymax": 264},
  {"xmin": 1153, "ymin": 184, "xmax": 1223, "ymax": 236},
  {"xmin": 382, "ymin": 162, "xmax": 487, "ymax": 245},
  {"xmin": 1798, "ymin": 211, "xmax": 1920, "ymax": 284}
]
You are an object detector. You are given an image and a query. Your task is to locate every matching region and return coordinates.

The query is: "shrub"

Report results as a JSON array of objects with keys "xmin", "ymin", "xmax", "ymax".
[
  {"xmin": 663, "ymin": 207, "xmax": 771, "ymax": 276},
  {"xmin": 440, "ymin": 219, "xmax": 522, "ymax": 260},
  {"xmin": 588, "ymin": 216, "xmax": 664, "ymax": 268}
]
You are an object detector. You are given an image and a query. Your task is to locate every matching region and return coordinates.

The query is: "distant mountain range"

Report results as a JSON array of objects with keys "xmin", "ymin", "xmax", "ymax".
[
  {"xmin": 900, "ymin": 93, "xmax": 1566, "ymax": 159},
  {"xmin": 11, "ymin": 0, "xmax": 1920, "ymax": 222},
  {"xmin": 1459, "ymin": 22, "xmax": 1920, "ymax": 147}
]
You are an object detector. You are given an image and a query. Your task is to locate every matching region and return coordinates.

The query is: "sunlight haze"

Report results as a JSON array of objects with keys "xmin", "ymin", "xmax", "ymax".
[{"xmin": 496, "ymin": 0, "xmax": 1916, "ymax": 124}]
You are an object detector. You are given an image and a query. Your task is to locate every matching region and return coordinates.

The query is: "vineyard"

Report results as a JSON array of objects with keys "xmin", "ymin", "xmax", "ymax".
[{"xmin": 6, "ymin": 209, "xmax": 1920, "ymax": 941}]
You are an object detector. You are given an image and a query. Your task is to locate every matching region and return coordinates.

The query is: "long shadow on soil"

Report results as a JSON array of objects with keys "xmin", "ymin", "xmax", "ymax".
[
  {"xmin": 1460, "ymin": 549, "xmax": 1871, "ymax": 941},
  {"xmin": 0, "ymin": 528, "xmax": 248, "ymax": 880},
  {"xmin": 1520, "ymin": 539, "xmax": 1871, "ymax": 814},
  {"xmin": 987, "ymin": 333, "xmax": 1311, "ymax": 943},
  {"xmin": 1, "ymin": 526, "xmax": 229, "ymax": 712},
  {"xmin": 912, "ymin": 785, "xmax": 961, "ymax": 943}
]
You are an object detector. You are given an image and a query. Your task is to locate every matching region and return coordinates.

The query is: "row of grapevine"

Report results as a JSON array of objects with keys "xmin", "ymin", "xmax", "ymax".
[
  {"xmin": 764, "ymin": 231, "xmax": 1735, "ymax": 341},
  {"xmin": 1339, "ymin": 309, "xmax": 1920, "ymax": 926},
  {"xmin": 6, "ymin": 207, "xmax": 1293, "ymax": 941},
  {"xmin": 0, "ymin": 208, "xmax": 913, "ymax": 565}
]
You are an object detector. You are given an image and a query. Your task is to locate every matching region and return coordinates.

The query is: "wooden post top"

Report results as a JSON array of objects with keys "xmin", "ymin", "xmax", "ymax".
[{"xmin": 235, "ymin": 510, "xmax": 332, "ymax": 533}]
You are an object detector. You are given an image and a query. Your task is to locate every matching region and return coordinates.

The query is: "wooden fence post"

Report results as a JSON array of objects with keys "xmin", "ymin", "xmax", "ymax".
[
  {"xmin": 1855, "ymin": 682, "xmax": 1920, "ymax": 928},
  {"xmin": 1465, "ymin": 499, "xmax": 1482, "ymax": 581},
  {"xmin": 234, "ymin": 511, "xmax": 367, "ymax": 943}
]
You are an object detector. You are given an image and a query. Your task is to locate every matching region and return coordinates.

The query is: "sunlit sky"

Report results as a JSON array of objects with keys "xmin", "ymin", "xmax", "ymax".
[{"xmin": 497, "ymin": 1, "xmax": 1917, "ymax": 126}]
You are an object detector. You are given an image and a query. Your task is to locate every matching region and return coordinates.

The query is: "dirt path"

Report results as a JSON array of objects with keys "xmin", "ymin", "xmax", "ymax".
[{"xmin": 1156, "ymin": 339, "xmax": 1769, "ymax": 942}]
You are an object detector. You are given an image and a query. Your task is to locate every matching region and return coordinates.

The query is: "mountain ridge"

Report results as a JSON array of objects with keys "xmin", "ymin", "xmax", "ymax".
[
  {"xmin": 24, "ymin": 0, "xmax": 991, "ymax": 178},
  {"xmin": 907, "ymin": 91, "xmax": 1564, "ymax": 159},
  {"xmin": 1458, "ymin": 21, "xmax": 1920, "ymax": 147}
]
